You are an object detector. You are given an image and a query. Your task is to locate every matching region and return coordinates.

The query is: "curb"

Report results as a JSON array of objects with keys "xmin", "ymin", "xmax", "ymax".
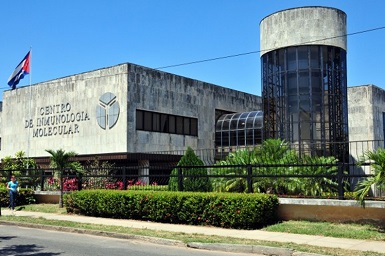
[
  {"xmin": 188, "ymin": 242, "xmax": 326, "ymax": 256},
  {"xmin": 0, "ymin": 220, "xmax": 327, "ymax": 256}
]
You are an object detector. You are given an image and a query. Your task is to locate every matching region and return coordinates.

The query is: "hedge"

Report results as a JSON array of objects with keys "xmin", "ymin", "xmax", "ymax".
[{"xmin": 65, "ymin": 190, "xmax": 279, "ymax": 229}]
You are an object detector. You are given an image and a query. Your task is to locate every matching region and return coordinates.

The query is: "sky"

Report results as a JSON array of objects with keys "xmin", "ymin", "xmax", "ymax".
[{"xmin": 1, "ymin": 1, "xmax": 385, "ymax": 100}]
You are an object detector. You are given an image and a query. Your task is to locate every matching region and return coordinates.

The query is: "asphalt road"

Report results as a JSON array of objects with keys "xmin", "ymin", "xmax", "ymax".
[{"xmin": 0, "ymin": 225, "xmax": 255, "ymax": 256}]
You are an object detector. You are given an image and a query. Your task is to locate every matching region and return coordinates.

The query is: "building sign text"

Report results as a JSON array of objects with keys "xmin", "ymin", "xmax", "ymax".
[{"xmin": 25, "ymin": 103, "xmax": 91, "ymax": 138}]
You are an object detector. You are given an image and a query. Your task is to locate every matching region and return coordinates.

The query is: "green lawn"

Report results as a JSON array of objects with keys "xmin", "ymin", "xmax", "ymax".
[{"xmin": 263, "ymin": 220, "xmax": 385, "ymax": 241}]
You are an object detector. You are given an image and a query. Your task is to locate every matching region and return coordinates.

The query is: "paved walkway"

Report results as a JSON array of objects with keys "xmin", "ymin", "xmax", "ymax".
[{"xmin": 1, "ymin": 209, "xmax": 385, "ymax": 255}]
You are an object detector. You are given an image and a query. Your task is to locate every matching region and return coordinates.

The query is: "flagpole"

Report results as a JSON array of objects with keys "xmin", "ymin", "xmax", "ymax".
[{"xmin": 27, "ymin": 47, "xmax": 32, "ymax": 171}]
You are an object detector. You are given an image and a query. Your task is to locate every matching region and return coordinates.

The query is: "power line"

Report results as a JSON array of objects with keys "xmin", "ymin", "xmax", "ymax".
[
  {"xmin": 155, "ymin": 26, "xmax": 385, "ymax": 70},
  {"xmin": 1, "ymin": 25, "xmax": 384, "ymax": 92}
]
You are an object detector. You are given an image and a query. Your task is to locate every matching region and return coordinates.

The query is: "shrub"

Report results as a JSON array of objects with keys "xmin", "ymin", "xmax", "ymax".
[
  {"xmin": 0, "ymin": 188, "xmax": 36, "ymax": 207},
  {"xmin": 202, "ymin": 193, "xmax": 278, "ymax": 229},
  {"xmin": 211, "ymin": 139, "xmax": 340, "ymax": 196},
  {"xmin": 168, "ymin": 147, "xmax": 212, "ymax": 192},
  {"xmin": 65, "ymin": 190, "xmax": 279, "ymax": 229},
  {"xmin": 211, "ymin": 139, "xmax": 299, "ymax": 193}
]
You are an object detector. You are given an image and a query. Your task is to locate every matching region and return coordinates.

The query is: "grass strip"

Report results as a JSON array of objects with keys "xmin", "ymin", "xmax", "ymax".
[
  {"xmin": 0, "ymin": 215, "xmax": 383, "ymax": 256},
  {"xmin": 263, "ymin": 220, "xmax": 385, "ymax": 241},
  {"xmin": 4, "ymin": 205, "xmax": 385, "ymax": 255}
]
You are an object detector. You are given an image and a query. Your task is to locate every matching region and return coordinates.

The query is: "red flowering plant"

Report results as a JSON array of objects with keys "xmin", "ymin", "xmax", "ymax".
[
  {"xmin": 43, "ymin": 176, "xmax": 60, "ymax": 191},
  {"xmin": 40, "ymin": 177, "xmax": 79, "ymax": 191},
  {"xmin": 45, "ymin": 149, "xmax": 83, "ymax": 207},
  {"xmin": 104, "ymin": 180, "xmax": 124, "ymax": 190},
  {"xmin": 127, "ymin": 179, "xmax": 165, "ymax": 191},
  {"xmin": 81, "ymin": 158, "xmax": 124, "ymax": 190},
  {"xmin": 62, "ymin": 177, "xmax": 79, "ymax": 191}
]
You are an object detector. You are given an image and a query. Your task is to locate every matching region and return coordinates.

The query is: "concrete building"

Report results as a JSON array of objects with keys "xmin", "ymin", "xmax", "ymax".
[
  {"xmin": 0, "ymin": 63, "xmax": 261, "ymax": 166},
  {"xmin": 348, "ymin": 85, "xmax": 385, "ymax": 143},
  {"xmin": 347, "ymin": 85, "xmax": 385, "ymax": 195},
  {"xmin": 0, "ymin": 5, "xmax": 384, "ymax": 178},
  {"xmin": 260, "ymin": 7, "xmax": 348, "ymax": 160},
  {"xmin": 348, "ymin": 85, "xmax": 385, "ymax": 163}
]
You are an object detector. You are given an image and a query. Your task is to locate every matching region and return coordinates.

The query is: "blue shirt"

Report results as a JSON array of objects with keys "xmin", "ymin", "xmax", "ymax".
[{"xmin": 8, "ymin": 181, "xmax": 18, "ymax": 192}]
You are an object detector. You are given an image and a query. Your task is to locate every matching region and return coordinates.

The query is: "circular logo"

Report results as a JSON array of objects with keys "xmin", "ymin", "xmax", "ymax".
[{"xmin": 96, "ymin": 92, "xmax": 120, "ymax": 130}]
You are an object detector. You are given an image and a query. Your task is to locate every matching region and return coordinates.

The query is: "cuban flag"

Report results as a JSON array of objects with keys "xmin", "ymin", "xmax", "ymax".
[{"xmin": 7, "ymin": 51, "xmax": 31, "ymax": 90}]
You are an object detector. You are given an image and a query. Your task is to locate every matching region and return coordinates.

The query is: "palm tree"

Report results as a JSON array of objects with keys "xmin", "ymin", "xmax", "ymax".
[
  {"xmin": 211, "ymin": 149, "xmax": 253, "ymax": 193},
  {"xmin": 46, "ymin": 149, "xmax": 79, "ymax": 207},
  {"xmin": 354, "ymin": 148, "xmax": 385, "ymax": 207},
  {"xmin": 211, "ymin": 139, "xmax": 299, "ymax": 193},
  {"xmin": 295, "ymin": 155, "xmax": 339, "ymax": 196}
]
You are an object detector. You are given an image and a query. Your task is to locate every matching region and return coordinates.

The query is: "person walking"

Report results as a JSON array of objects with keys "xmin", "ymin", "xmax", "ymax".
[{"xmin": 7, "ymin": 175, "xmax": 19, "ymax": 211}]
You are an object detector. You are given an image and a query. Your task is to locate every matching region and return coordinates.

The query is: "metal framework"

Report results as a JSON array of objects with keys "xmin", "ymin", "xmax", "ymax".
[
  {"xmin": 262, "ymin": 45, "xmax": 348, "ymax": 160},
  {"xmin": 215, "ymin": 111, "xmax": 263, "ymax": 149}
]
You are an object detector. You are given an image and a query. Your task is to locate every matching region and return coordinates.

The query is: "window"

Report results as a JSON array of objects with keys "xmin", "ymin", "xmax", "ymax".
[
  {"xmin": 136, "ymin": 110, "xmax": 143, "ymax": 130},
  {"xmin": 287, "ymin": 48, "xmax": 297, "ymax": 71},
  {"xmin": 144, "ymin": 111, "xmax": 152, "ymax": 131},
  {"xmin": 136, "ymin": 110, "xmax": 198, "ymax": 136},
  {"xmin": 160, "ymin": 114, "xmax": 168, "ymax": 132},
  {"xmin": 169, "ymin": 116, "xmax": 176, "ymax": 133},
  {"xmin": 152, "ymin": 112, "xmax": 160, "ymax": 131},
  {"xmin": 176, "ymin": 116, "xmax": 183, "ymax": 134},
  {"xmin": 297, "ymin": 46, "xmax": 309, "ymax": 69},
  {"xmin": 183, "ymin": 118, "xmax": 190, "ymax": 134},
  {"xmin": 190, "ymin": 119, "xmax": 198, "ymax": 136},
  {"xmin": 310, "ymin": 46, "xmax": 320, "ymax": 68}
]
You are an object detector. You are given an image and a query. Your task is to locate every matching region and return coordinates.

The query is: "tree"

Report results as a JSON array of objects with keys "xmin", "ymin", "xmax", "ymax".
[
  {"xmin": 252, "ymin": 139, "xmax": 299, "ymax": 194},
  {"xmin": 2, "ymin": 151, "xmax": 37, "ymax": 172},
  {"xmin": 168, "ymin": 147, "xmax": 212, "ymax": 192},
  {"xmin": 354, "ymin": 148, "xmax": 385, "ymax": 207},
  {"xmin": 211, "ymin": 149, "xmax": 252, "ymax": 193},
  {"xmin": 292, "ymin": 155, "xmax": 339, "ymax": 196},
  {"xmin": 45, "ymin": 149, "xmax": 82, "ymax": 207},
  {"xmin": 211, "ymin": 139, "xmax": 338, "ymax": 196},
  {"xmin": 211, "ymin": 139, "xmax": 299, "ymax": 193},
  {"xmin": 2, "ymin": 151, "xmax": 37, "ymax": 188},
  {"xmin": 46, "ymin": 149, "xmax": 78, "ymax": 170}
]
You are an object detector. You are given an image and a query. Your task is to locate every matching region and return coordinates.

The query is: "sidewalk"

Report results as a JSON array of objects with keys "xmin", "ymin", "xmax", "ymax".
[{"xmin": 1, "ymin": 209, "xmax": 385, "ymax": 255}]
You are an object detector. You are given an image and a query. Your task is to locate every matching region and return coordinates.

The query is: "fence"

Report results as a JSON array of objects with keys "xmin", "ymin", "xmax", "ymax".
[
  {"xmin": 1, "ymin": 140, "xmax": 383, "ymax": 199},
  {"xmin": 0, "ymin": 161, "xmax": 376, "ymax": 200},
  {"xmin": 142, "ymin": 140, "xmax": 385, "ymax": 165}
]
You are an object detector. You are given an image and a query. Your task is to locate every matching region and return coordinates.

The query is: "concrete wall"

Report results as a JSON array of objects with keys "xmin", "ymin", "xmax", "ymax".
[
  {"xmin": 126, "ymin": 64, "xmax": 261, "ymax": 152},
  {"xmin": 348, "ymin": 85, "xmax": 385, "ymax": 159},
  {"xmin": 0, "ymin": 63, "xmax": 261, "ymax": 159},
  {"xmin": 348, "ymin": 85, "xmax": 376, "ymax": 142},
  {"xmin": 278, "ymin": 198, "xmax": 385, "ymax": 225},
  {"xmin": 260, "ymin": 7, "xmax": 347, "ymax": 56},
  {"xmin": 347, "ymin": 85, "xmax": 385, "ymax": 180},
  {"xmin": 371, "ymin": 86, "xmax": 385, "ymax": 141},
  {"xmin": 1, "ymin": 64, "xmax": 128, "ymax": 159}
]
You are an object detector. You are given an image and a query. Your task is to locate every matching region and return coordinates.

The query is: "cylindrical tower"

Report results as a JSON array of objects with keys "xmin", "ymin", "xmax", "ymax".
[{"xmin": 260, "ymin": 7, "xmax": 348, "ymax": 160}]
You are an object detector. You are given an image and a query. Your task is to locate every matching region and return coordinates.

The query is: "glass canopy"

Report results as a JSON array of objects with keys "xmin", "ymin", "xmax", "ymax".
[{"xmin": 215, "ymin": 111, "xmax": 263, "ymax": 148}]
